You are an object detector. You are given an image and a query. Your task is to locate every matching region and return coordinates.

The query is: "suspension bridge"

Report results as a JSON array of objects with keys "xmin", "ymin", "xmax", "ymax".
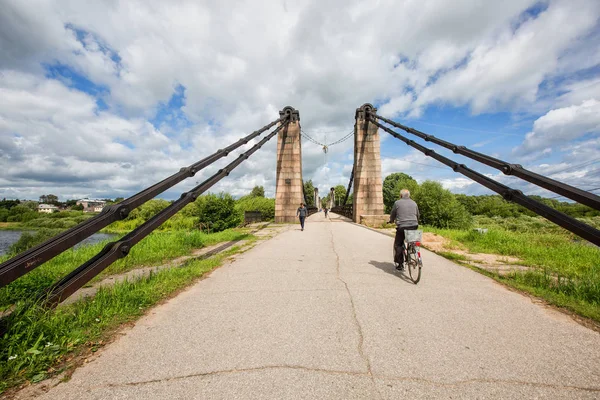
[{"xmin": 2, "ymin": 105, "xmax": 599, "ymax": 399}]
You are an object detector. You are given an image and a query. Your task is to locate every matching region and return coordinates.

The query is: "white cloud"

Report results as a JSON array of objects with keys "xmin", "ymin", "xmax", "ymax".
[
  {"xmin": 514, "ymin": 99, "xmax": 600, "ymax": 154},
  {"xmin": 412, "ymin": 0, "xmax": 600, "ymax": 115}
]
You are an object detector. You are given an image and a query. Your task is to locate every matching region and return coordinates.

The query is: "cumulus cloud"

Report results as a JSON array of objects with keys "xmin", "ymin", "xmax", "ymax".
[{"xmin": 514, "ymin": 99, "xmax": 600, "ymax": 155}]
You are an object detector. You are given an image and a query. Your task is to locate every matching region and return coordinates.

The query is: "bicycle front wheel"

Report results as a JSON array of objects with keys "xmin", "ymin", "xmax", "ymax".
[{"xmin": 407, "ymin": 245, "xmax": 422, "ymax": 284}]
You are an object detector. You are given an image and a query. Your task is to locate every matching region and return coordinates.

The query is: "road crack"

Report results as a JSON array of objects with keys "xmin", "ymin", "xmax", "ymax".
[
  {"xmin": 98, "ymin": 365, "xmax": 600, "ymax": 393},
  {"xmin": 328, "ymin": 223, "xmax": 383, "ymax": 399}
]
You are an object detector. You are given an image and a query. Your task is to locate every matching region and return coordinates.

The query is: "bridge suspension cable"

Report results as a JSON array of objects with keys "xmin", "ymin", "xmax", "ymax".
[
  {"xmin": 0, "ymin": 116, "xmax": 289, "ymax": 290},
  {"xmin": 42, "ymin": 120, "xmax": 290, "ymax": 305},
  {"xmin": 372, "ymin": 113, "xmax": 600, "ymax": 211},
  {"xmin": 369, "ymin": 117, "xmax": 600, "ymax": 247},
  {"xmin": 301, "ymin": 129, "xmax": 354, "ymax": 153}
]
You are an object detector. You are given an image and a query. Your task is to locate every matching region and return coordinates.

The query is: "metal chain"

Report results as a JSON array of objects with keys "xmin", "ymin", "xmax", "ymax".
[{"xmin": 301, "ymin": 129, "xmax": 354, "ymax": 153}]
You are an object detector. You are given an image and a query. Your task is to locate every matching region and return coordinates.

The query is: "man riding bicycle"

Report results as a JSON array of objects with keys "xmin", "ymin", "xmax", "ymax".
[{"xmin": 389, "ymin": 189, "xmax": 419, "ymax": 271}]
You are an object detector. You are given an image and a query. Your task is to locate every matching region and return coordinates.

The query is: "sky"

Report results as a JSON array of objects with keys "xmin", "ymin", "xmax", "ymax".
[{"xmin": 0, "ymin": 0, "xmax": 599, "ymax": 202}]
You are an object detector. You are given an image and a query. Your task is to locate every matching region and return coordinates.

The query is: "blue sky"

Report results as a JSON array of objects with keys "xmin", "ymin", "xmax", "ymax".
[{"xmin": 0, "ymin": 0, "xmax": 599, "ymax": 201}]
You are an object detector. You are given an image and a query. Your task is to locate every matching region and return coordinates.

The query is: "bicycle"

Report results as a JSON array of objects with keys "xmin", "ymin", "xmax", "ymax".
[{"xmin": 393, "ymin": 229, "xmax": 423, "ymax": 284}]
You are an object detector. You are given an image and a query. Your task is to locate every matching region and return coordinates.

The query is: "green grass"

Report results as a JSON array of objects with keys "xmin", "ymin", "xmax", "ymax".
[
  {"xmin": 0, "ymin": 229, "xmax": 250, "ymax": 310},
  {"xmin": 437, "ymin": 251, "xmax": 469, "ymax": 261},
  {"xmin": 423, "ymin": 217, "xmax": 600, "ymax": 323},
  {"xmin": 0, "ymin": 248, "xmax": 240, "ymax": 394},
  {"xmin": 101, "ymin": 215, "xmax": 199, "ymax": 233}
]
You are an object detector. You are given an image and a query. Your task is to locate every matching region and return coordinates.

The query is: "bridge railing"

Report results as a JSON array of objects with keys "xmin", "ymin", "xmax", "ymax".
[
  {"xmin": 331, "ymin": 204, "xmax": 353, "ymax": 219},
  {"xmin": 0, "ymin": 113, "xmax": 292, "ymax": 305}
]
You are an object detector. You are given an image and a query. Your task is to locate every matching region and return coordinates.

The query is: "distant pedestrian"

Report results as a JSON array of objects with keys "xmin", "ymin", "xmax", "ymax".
[
  {"xmin": 296, "ymin": 203, "xmax": 308, "ymax": 231},
  {"xmin": 324, "ymin": 207, "xmax": 329, "ymax": 218}
]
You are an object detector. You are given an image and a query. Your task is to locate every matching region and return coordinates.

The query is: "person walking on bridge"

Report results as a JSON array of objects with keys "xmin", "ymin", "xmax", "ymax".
[
  {"xmin": 389, "ymin": 189, "xmax": 419, "ymax": 271},
  {"xmin": 296, "ymin": 203, "xmax": 308, "ymax": 231}
]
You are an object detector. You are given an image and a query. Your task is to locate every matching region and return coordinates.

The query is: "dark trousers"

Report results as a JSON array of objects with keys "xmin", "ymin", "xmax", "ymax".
[
  {"xmin": 299, "ymin": 216, "xmax": 306, "ymax": 229},
  {"xmin": 394, "ymin": 225, "xmax": 418, "ymax": 264}
]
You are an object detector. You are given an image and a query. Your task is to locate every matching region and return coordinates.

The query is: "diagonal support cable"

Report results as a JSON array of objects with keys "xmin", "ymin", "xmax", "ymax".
[
  {"xmin": 370, "ymin": 118, "xmax": 600, "ymax": 247},
  {"xmin": 42, "ymin": 119, "xmax": 290, "ymax": 306},
  {"xmin": 342, "ymin": 166, "xmax": 354, "ymax": 205},
  {"xmin": 0, "ymin": 117, "xmax": 285, "ymax": 288},
  {"xmin": 373, "ymin": 113, "xmax": 600, "ymax": 211}
]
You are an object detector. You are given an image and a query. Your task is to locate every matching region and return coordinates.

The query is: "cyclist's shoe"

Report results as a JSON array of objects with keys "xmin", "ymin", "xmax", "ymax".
[{"xmin": 395, "ymin": 264, "xmax": 404, "ymax": 271}]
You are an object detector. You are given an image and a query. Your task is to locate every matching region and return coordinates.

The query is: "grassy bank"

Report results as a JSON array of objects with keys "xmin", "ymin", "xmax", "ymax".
[
  {"xmin": 424, "ymin": 216, "xmax": 600, "ymax": 322},
  {"xmin": 0, "ymin": 229, "xmax": 250, "ymax": 310},
  {"xmin": 0, "ymin": 248, "xmax": 241, "ymax": 394}
]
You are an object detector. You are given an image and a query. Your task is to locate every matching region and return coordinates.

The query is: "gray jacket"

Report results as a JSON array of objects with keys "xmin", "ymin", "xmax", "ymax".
[
  {"xmin": 297, "ymin": 207, "xmax": 308, "ymax": 217},
  {"xmin": 389, "ymin": 198, "xmax": 419, "ymax": 228}
]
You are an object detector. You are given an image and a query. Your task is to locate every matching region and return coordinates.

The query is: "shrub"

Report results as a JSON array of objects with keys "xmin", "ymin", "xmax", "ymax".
[
  {"xmin": 235, "ymin": 196, "xmax": 275, "ymax": 221},
  {"xmin": 195, "ymin": 193, "xmax": 241, "ymax": 232},
  {"xmin": 8, "ymin": 229, "xmax": 62, "ymax": 256},
  {"xmin": 413, "ymin": 181, "xmax": 472, "ymax": 229},
  {"xmin": 125, "ymin": 199, "xmax": 171, "ymax": 222}
]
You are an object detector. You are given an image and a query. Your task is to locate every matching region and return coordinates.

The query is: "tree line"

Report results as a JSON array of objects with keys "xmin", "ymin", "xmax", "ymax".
[
  {"xmin": 2, "ymin": 176, "xmax": 597, "ymax": 231},
  {"xmin": 383, "ymin": 172, "xmax": 599, "ymax": 229}
]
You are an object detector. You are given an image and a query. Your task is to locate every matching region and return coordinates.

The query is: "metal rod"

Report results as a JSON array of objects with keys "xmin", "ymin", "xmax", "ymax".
[
  {"xmin": 42, "ymin": 119, "xmax": 289, "ymax": 305},
  {"xmin": 343, "ymin": 166, "xmax": 354, "ymax": 205},
  {"xmin": 0, "ymin": 117, "xmax": 285, "ymax": 288},
  {"xmin": 370, "ymin": 118, "xmax": 600, "ymax": 247},
  {"xmin": 373, "ymin": 113, "xmax": 600, "ymax": 210}
]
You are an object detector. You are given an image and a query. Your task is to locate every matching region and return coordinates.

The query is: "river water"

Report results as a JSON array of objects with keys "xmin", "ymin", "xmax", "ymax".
[{"xmin": 0, "ymin": 230, "xmax": 117, "ymax": 256}]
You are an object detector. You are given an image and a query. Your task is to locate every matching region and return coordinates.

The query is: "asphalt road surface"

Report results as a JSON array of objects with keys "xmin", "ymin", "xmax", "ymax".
[{"xmin": 34, "ymin": 212, "xmax": 600, "ymax": 399}]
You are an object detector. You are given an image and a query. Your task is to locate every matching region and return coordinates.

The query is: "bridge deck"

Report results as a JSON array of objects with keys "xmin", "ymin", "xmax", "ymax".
[{"xmin": 35, "ymin": 213, "xmax": 599, "ymax": 399}]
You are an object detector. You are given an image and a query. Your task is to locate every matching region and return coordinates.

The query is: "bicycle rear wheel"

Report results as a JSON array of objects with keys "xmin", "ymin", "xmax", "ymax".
[{"xmin": 407, "ymin": 244, "xmax": 422, "ymax": 284}]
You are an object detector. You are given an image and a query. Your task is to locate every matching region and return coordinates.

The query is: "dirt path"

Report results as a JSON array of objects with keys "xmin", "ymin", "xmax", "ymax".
[{"xmin": 374, "ymin": 228, "xmax": 531, "ymax": 275}]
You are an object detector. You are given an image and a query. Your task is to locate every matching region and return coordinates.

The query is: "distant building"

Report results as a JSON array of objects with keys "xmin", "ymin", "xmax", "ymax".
[
  {"xmin": 76, "ymin": 199, "xmax": 107, "ymax": 213},
  {"xmin": 38, "ymin": 204, "xmax": 59, "ymax": 213}
]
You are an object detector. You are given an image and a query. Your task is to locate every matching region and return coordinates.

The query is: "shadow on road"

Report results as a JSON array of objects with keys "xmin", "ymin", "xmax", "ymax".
[{"xmin": 369, "ymin": 260, "xmax": 414, "ymax": 285}]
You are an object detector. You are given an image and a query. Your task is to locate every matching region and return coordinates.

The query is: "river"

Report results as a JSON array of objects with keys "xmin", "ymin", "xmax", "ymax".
[{"xmin": 0, "ymin": 230, "xmax": 118, "ymax": 256}]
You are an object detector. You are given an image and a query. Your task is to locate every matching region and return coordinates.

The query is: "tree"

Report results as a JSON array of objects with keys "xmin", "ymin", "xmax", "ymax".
[
  {"xmin": 0, "ymin": 199, "xmax": 20, "ymax": 209},
  {"xmin": 383, "ymin": 173, "xmax": 419, "ymax": 213},
  {"xmin": 303, "ymin": 180, "xmax": 315, "ymax": 206},
  {"xmin": 250, "ymin": 186, "xmax": 265, "ymax": 198},
  {"xmin": 39, "ymin": 194, "xmax": 59, "ymax": 205},
  {"xmin": 412, "ymin": 181, "xmax": 472, "ymax": 229},
  {"xmin": 333, "ymin": 185, "xmax": 346, "ymax": 206}
]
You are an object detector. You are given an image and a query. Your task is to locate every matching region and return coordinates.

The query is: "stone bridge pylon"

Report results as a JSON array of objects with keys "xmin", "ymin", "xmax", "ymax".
[
  {"xmin": 352, "ymin": 104, "xmax": 384, "ymax": 223},
  {"xmin": 275, "ymin": 106, "xmax": 303, "ymax": 223}
]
